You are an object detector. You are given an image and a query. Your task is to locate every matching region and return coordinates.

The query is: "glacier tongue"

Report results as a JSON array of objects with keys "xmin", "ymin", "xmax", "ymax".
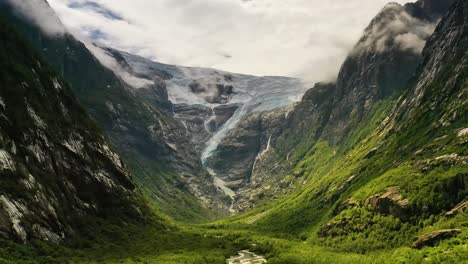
[{"xmin": 201, "ymin": 102, "xmax": 251, "ymax": 164}]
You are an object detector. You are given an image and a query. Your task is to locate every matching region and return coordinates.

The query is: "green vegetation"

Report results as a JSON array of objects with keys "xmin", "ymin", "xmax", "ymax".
[
  {"xmin": 3, "ymin": 87, "xmax": 462, "ymax": 263},
  {"xmin": 0, "ymin": 1, "xmax": 467, "ymax": 263},
  {"xmin": 1, "ymin": 212, "xmax": 466, "ymax": 264},
  {"xmin": 124, "ymin": 156, "xmax": 218, "ymax": 223}
]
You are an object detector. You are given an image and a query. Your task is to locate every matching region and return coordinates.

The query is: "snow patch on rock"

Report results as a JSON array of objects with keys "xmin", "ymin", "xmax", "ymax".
[
  {"xmin": 95, "ymin": 171, "xmax": 117, "ymax": 189},
  {"xmin": 21, "ymin": 174, "xmax": 36, "ymax": 190},
  {"xmin": 27, "ymin": 143, "xmax": 47, "ymax": 164},
  {"xmin": 100, "ymin": 144, "xmax": 124, "ymax": 170}
]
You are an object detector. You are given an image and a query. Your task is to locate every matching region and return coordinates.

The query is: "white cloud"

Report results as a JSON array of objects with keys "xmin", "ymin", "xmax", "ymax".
[
  {"xmin": 354, "ymin": 3, "xmax": 436, "ymax": 55},
  {"xmin": 46, "ymin": 0, "xmax": 410, "ymax": 84},
  {"xmin": 7, "ymin": 0, "xmax": 66, "ymax": 36},
  {"xmin": 85, "ymin": 42, "xmax": 154, "ymax": 88}
]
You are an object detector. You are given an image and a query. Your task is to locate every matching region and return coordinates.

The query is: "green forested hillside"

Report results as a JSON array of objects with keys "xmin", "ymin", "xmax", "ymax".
[{"xmin": 219, "ymin": 0, "xmax": 468, "ymax": 261}]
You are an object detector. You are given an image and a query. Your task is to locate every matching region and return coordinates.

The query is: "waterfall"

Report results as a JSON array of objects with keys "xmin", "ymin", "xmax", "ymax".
[{"xmin": 203, "ymin": 106, "xmax": 217, "ymax": 134}]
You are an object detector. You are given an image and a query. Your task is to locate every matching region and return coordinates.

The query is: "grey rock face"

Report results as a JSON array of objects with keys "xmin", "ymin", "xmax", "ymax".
[
  {"xmin": 105, "ymin": 47, "xmax": 307, "ymax": 216},
  {"xmin": 173, "ymin": 103, "xmax": 240, "ymax": 154},
  {"xmin": 412, "ymin": 229, "xmax": 462, "ymax": 249},
  {"xmin": 405, "ymin": 0, "xmax": 457, "ymax": 21},
  {"xmin": 365, "ymin": 187, "xmax": 410, "ymax": 220},
  {"xmin": 393, "ymin": 0, "xmax": 468, "ymax": 129},
  {"xmin": 0, "ymin": 21, "xmax": 141, "ymax": 243},
  {"xmin": 206, "ymin": 113, "xmax": 263, "ymax": 187}
]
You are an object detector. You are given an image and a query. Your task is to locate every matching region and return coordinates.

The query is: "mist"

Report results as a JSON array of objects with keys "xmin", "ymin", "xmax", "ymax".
[
  {"xmin": 47, "ymin": 0, "xmax": 410, "ymax": 86},
  {"xmin": 6, "ymin": 0, "xmax": 66, "ymax": 36},
  {"xmin": 354, "ymin": 3, "xmax": 437, "ymax": 55}
]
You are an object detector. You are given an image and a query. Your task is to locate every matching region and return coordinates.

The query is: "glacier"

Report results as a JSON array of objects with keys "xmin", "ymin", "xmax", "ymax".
[{"xmin": 114, "ymin": 50, "xmax": 308, "ymax": 166}]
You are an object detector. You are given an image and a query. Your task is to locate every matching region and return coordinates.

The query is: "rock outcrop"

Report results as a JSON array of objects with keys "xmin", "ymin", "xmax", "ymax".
[
  {"xmin": 446, "ymin": 198, "xmax": 468, "ymax": 217},
  {"xmin": 366, "ymin": 187, "xmax": 410, "ymax": 220},
  {"xmin": 411, "ymin": 229, "xmax": 462, "ymax": 249}
]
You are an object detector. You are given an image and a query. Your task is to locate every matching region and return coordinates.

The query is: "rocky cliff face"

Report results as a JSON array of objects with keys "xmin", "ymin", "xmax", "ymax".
[
  {"xmin": 405, "ymin": 0, "xmax": 457, "ymax": 21},
  {"xmin": 0, "ymin": 18, "xmax": 142, "ymax": 243},
  {"xmin": 205, "ymin": 107, "xmax": 292, "ymax": 190},
  {"xmin": 308, "ymin": 0, "xmax": 455, "ymax": 144},
  {"xmin": 0, "ymin": 0, "xmax": 309, "ymax": 220},
  {"xmin": 0, "ymin": 0, "xmax": 229, "ymax": 221},
  {"xmin": 394, "ymin": 0, "xmax": 467, "ymax": 129},
  {"xmin": 173, "ymin": 103, "xmax": 239, "ymax": 154}
]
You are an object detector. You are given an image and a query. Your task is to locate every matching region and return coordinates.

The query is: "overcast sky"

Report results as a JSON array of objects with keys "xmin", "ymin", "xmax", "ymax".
[{"xmin": 47, "ymin": 0, "xmax": 410, "ymax": 81}]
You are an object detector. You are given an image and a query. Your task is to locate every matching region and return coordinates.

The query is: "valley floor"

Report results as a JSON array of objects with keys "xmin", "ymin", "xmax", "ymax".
[{"xmin": 1, "ymin": 210, "xmax": 466, "ymax": 264}]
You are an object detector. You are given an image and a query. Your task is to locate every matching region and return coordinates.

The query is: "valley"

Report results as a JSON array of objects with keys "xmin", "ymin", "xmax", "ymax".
[{"xmin": 0, "ymin": 0, "xmax": 466, "ymax": 263}]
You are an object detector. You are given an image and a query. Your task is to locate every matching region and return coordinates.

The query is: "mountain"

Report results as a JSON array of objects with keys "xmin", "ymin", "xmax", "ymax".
[
  {"xmin": 0, "ymin": 0, "xmax": 229, "ymax": 221},
  {"xmin": 0, "ymin": 15, "xmax": 143, "ymax": 244},
  {"xmin": 104, "ymin": 49, "xmax": 307, "ymax": 205},
  {"xmin": 221, "ymin": 0, "xmax": 458, "ymax": 212},
  {"xmin": 230, "ymin": 0, "xmax": 466, "ymax": 254}
]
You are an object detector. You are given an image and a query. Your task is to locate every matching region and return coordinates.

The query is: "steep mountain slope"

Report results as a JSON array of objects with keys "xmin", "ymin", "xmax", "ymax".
[
  {"xmin": 225, "ymin": 0, "xmax": 467, "ymax": 257},
  {"xmin": 0, "ymin": 16, "xmax": 144, "ymax": 244},
  {"xmin": 225, "ymin": 0, "xmax": 457, "ymax": 212},
  {"xmin": 0, "ymin": 0, "xmax": 229, "ymax": 221}
]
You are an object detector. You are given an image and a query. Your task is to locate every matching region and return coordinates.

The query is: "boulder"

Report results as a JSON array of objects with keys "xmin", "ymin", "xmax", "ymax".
[
  {"xmin": 412, "ymin": 229, "xmax": 462, "ymax": 249},
  {"xmin": 446, "ymin": 198, "xmax": 468, "ymax": 217},
  {"xmin": 366, "ymin": 186, "xmax": 410, "ymax": 220}
]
